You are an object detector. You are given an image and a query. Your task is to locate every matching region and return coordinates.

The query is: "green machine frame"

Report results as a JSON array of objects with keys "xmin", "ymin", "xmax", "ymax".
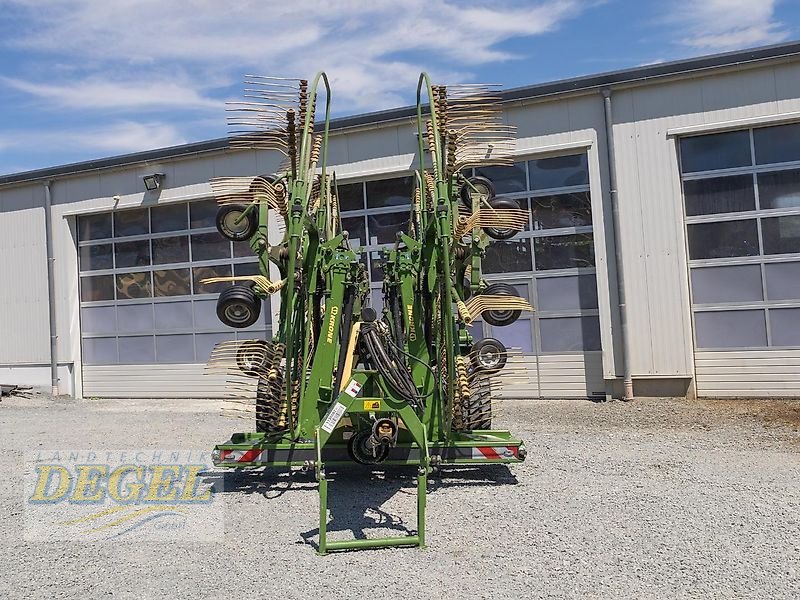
[{"xmin": 206, "ymin": 72, "xmax": 529, "ymax": 553}]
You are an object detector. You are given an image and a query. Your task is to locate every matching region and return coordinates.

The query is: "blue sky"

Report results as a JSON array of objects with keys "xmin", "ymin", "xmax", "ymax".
[{"xmin": 1, "ymin": 0, "xmax": 799, "ymax": 175}]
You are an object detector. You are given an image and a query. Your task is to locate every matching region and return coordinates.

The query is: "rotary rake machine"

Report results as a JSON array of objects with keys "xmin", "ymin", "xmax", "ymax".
[{"xmin": 202, "ymin": 72, "xmax": 534, "ymax": 553}]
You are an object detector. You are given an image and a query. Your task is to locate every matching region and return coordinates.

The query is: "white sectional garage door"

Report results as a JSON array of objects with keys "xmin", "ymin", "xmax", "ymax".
[{"xmin": 679, "ymin": 123, "xmax": 800, "ymax": 397}]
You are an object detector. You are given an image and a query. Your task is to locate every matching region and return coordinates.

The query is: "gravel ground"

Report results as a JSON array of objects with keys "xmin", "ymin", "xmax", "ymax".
[{"xmin": 1, "ymin": 393, "xmax": 799, "ymax": 599}]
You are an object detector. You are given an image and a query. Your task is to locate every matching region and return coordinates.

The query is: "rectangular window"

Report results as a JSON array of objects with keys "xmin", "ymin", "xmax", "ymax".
[
  {"xmin": 681, "ymin": 125, "xmax": 800, "ymax": 351},
  {"xmin": 114, "ymin": 208, "xmax": 149, "ymax": 237},
  {"xmin": 80, "ymin": 306, "xmax": 116, "ymax": 335},
  {"xmin": 483, "ymin": 240, "xmax": 533, "ymax": 274},
  {"xmin": 117, "ymin": 303, "xmax": 153, "ymax": 333},
  {"xmin": 683, "ymin": 175, "xmax": 755, "ymax": 216},
  {"xmin": 686, "ymin": 220, "xmax": 759, "ymax": 260},
  {"xmin": 337, "ymin": 182, "xmax": 364, "ymax": 211},
  {"xmin": 536, "ymin": 275, "xmax": 598, "ymax": 311},
  {"xmin": 191, "ymin": 232, "xmax": 231, "ymax": 261},
  {"xmin": 754, "ymin": 123, "xmax": 800, "ymax": 166},
  {"xmin": 151, "ymin": 203, "xmax": 188, "ymax": 233},
  {"xmin": 80, "ymin": 275, "xmax": 115, "ymax": 302},
  {"xmin": 152, "ymin": 236, "xmax": 189, "ymax": 265},
  {"xmin": 690, "ymin": 264, "xmax": 763, "ymax": 304},
  {"xmin": 367, "ymin": 212, "xmax": 409, "ymax": 244},
  {"xmin": 366, "ymin": 177, "xmax": 413, "ymax": 209},
  {"xmin": 532, "ymin": 192, "xmax": 592, "ymax": 229},
  {"xmin": 757, "ymin": 169, "xmax": 800, "ymax": 210},
  {"xmin": 694, "ymin": 310, "xmax": 767, "ymax": 349},
  {"xmin": 765, "ymin": 261, "xmax": 800, "ymax": 301},
  {"xmin": 534, "ymin": 233, "xmax": 594, "ymax": 270},
  {"xmin": 192, "ymin": 264, "xmax": 231, "ymax": 294},
  {"xmin": 769, "ymin": 308, "xmax": 800, "ymax": 346},
  {"xmin": 116, "ymin": 271, "xmax": 152, "ymax": 299},
  {"xmin": 475, "ymin": 163, "xmax": 527, "ymax": 194},
  {"xmin": 529, "ymin": 154, "xmax": 589, "ymax": 190},
  {"xmin": 115, "ymin": 239, "xmax": 151, "ymax": 268},
  {"xmin": 762, "ymin": 215, "xmax": 800, "ymax": 255},
  {"xmin": 78, "ymin": 213, "xmax": 112, "ymax": 241},
  {"xmin": 539, "ymin": 316, "xmax": 601, "ymax": 352},
  {"xmin": 82, "ymin": 337, "xmax": 117, "ymax": 365},
  {"xmin": 79, "ymin": 244, "xmax": 113, "ymax": 271},
  {"xmin": 118, "ymin": 335, "xmax": 155, "ymax": 363},
  {"xmin": 153, "ymin": 268, "xmax": 191, "ymax": 297},
  {"xmin": 680, "ymin": 130, "xmax": 751, "ymax": 173},
  {"xmin": 342, "ymin": 216, "xmax": 367, "ymax": 247},
  {"xmin": 189, "ymin": 199, "xmax": 218, "ymax": 229}
]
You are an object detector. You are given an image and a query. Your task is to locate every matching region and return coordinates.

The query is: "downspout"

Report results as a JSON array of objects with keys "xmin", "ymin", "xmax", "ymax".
[
  {"xmin": 43, "ymin": 180, "xmax": 59, "ymax": 395},
  {"xmin": 601, "ymin": 89, "xmax": 634, "ymax": 401}
]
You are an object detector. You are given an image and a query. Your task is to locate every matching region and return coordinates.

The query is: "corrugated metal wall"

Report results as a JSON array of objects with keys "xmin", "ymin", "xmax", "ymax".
[
  {"xmin": 82, "ymin": 364, "xmax": 232, "ymax": 398},
  {"xmin": 695, "ymin": 350, "xmax": 800, "ymax": 397},
  {"xmin": 611, "ymin": 61, "xmax": 800, "ymax": 383},
  {"xmin": 0, "ymin": 184, "xmax": 50, "ymax": 364}
]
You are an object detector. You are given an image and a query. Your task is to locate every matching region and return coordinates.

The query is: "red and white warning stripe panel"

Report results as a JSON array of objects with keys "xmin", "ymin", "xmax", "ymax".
[
  {"xmin": 219, "ymin": 448, "xmax": 266, "ymax": 463},
  {"xmin": 471, "ymin": 446, "xmax": 519, "ymax": 460}
]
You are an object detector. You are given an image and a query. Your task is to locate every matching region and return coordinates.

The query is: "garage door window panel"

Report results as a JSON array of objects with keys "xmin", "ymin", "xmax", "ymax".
[
  {"xmin": 532, "ymin": 192, "xmax": 592, "ymax": 229},
  {"xmin": 151, "ymin": 204, "xmax": 188, "ymax": 233},
  {"xmin": 754, "ymin": 123, "xmax": 800, "ymax": 166},
  {"xmin": 690, "ymin": 265, "xmax": 763, "ymax": 304},
  {"xmin": 757, "ymin": 169, "xmax": 800, "ymax": 210},
  {"xmin": 769, "ymin": 308, "xmax": 800, "ymax": 346},
  {"xmin": 765, "ymin": 262, "xmax": 800, "ymax": 301},
  {"xmin": 152, "ymin": 236, "xmax": 189, "ymax": 265},
  {"xmin": 683, "ymin": 175, "xmax": 755, "ymax": 216},
  {"xmin": 79, "ymin": 244, "xmax": 113, "ymax": 271},
  {"xmin": 694, "ymin": 310, "xmax": 767, "ymax": 349},
  {"xmin": 534, "ymin": 233, "xmax": 595, "ymax": 270},
  {"xmin": 680, "ymin": 130, "xmax": 752, "ymax": 173},
  {"xmin": 79, "ymin": 213, "xmax": 112, "ymax": 241},
  {"xmin": 762, "ymin": 215, "xmax": 800, "ymax": 255},
  {"xmin": 529, "ymin": 154, "xmax": 589, "ymax": 190},
  {"xmin": 686, "ymin": 220, "xmax": 759, "ymax": 260},
  {"xmin": 114, "ymin": 208, "xmax": 149, "ymax": 237},
  {"xmin": 115, "ymin": 239, "xmax": 151, "ymax": 268}
]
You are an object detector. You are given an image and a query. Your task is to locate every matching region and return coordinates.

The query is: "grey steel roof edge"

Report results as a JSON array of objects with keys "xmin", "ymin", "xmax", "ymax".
[{"xmin": 3, "ymin": 39, "xmax": 800, "ymax": 187}]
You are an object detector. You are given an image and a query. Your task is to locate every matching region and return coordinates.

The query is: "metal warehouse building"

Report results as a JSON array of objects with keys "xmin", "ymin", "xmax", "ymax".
[{"xmin": 2, "ymin": 42, "xmax": 800, "ymax": 400}]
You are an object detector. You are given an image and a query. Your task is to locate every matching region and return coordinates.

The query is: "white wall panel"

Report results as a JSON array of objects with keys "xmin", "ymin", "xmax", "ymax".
[
  {"xmin": 695, "ymin": 350, "xmax": 800, "ymax": 397},
  {"xmin": 0, "ymin": 185, "xmax": 50, "ymax": 364},
  {"xmin": 538, "ymin": 353, "xmax": 604, "ymax": 398},
  {"xmin": 82, "ymin": 364, "xmax": 234, "ymax": 398}
]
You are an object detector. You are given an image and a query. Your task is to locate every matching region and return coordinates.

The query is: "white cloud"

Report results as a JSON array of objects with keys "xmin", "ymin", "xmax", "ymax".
[
  {"xmin": 0, "ymin": 76, "xmax": 221, "ymax": 111},
  {"xmin": 1, "ymin": 121, "xmax": 187, "ymax": 154},
  {"xmin": 669, "ymin": 0, "xmax": 789, "ymax": 52},
  {"xmin": 2, "ymin": 0, "xmax": 588, "ymax": 112}
]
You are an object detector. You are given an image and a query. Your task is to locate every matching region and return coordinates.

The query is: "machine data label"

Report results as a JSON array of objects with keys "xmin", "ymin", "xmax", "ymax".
[
  {"xmin": 321, "ymin": 402, "xmax": 347, "ymax": 433},
  {"xmin": 344, "ymin": 379, "xmax": 362, "ymax": 398},
  {"xmin": 363, "ymin": 400, "xmax": 381, "ymax": 411}
]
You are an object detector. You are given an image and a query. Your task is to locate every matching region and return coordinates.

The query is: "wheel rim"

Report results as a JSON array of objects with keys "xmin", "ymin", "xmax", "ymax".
[
  {"xmin": 224, "ymin": 302, "xmax": 252, "ymax": 325},
  {"xmin": 479, "ymin": 348, "xmax": 501, "ymax": 369},
  {"xmin": 223, "ymin": 210, "xmax": 250, "ymax": 235}
]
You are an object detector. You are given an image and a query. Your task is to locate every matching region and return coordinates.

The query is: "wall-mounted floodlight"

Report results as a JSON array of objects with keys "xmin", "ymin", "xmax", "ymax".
[{"xmin": 142, "ymin": 173, "xmax": 165, "ymax": 191}]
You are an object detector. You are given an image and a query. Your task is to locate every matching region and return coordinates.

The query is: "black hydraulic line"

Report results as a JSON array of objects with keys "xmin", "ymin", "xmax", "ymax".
[{"xmin": 331, "ymin": 287, "xmax": 355, "ymax": 395}]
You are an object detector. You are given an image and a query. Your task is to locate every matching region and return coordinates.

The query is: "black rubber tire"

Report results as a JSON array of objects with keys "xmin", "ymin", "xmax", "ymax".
[
  {"xmin": 471, "ymin": 337, "xmax": 508, "ymax": 374},
  {"xmin": 216, "ymin": 203, "xmax": 258, "ymax": 242},
  {"xmin": 236, "ymin": 340, "xmax": 273, "ymax": 377},
  {"xmin": 459, "ymin": 176, "xmax": 496, "ymax": 209},
  {"xmin": 484, "ymin": 196, "xmax": 520, "ymax": 241},
  {"xmin": 216, "ymin": 285, "xmax": 261, "ymax": 328},
  {"xmin": 481, "ymin": 282, "xmax": 522, "ymax": 327}
]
